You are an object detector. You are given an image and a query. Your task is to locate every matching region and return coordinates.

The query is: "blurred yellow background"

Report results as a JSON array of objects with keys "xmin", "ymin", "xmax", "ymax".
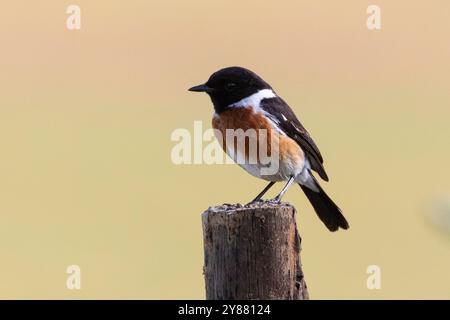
[{"xmin": 0, "ymin": 1, "xmax": 449, "ymax": 299}]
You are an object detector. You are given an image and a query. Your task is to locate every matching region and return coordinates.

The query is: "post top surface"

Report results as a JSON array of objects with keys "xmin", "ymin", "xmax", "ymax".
[{"xmin": 202, "ymin": 201, "xmax": 295, "ymax": 216}]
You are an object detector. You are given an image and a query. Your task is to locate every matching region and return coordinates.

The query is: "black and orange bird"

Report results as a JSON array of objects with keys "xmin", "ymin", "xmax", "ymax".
[{"xmin": 189, "ymin": 67, "xmax": 349, "ymax": 231}]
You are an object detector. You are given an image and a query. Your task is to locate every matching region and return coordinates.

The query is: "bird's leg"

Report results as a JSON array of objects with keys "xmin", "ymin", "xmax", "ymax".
[
  {"xmin": 249, "ymin": 181, "xmax": 276, "ymax": 203},
  {"xmin": 271, "ymin": 176, "xmax": 295, "ymax": 203}
]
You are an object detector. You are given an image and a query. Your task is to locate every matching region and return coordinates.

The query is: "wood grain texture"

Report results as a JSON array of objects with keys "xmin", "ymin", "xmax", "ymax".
[{"xmin": 202, "ymin": 202, "xmax": 309, "ymax": 300}]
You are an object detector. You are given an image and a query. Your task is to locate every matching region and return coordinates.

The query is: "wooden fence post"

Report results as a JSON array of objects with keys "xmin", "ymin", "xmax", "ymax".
[{"xmin": 202, "ymin": 202, "xmax": 309, "ymax": 300}]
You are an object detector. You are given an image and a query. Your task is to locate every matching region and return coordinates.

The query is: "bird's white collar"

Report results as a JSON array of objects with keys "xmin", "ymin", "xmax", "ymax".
[{"xmin": 229, "ymin": 89, "xmax": 276, "ymax": 109}]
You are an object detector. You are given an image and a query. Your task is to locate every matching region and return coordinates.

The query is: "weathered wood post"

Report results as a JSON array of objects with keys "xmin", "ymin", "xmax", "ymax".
[{"xmin": 202, "ymin": 202, "xmax": 309, "ymax": 300}]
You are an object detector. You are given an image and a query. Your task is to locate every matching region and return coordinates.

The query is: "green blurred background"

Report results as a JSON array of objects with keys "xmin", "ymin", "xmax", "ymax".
[{"xmin": 0, "ymin": 1, "xmax": 449, "ymax": 299}]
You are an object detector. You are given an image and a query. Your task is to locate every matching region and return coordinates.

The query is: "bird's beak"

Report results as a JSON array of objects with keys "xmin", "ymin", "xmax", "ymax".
[{"xmin": 188, "ymin": 84, "xmax": 214, "ymax": 93}]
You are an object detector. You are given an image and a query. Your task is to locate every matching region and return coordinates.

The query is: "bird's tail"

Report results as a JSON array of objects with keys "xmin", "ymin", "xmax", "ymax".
[{"xmin": 299, "ymin": 174, "xmax": 349, "ymax": 232}]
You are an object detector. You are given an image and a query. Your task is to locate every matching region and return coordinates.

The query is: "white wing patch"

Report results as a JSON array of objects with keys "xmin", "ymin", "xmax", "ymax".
[{"xmin": 291, "ymin": 122, "xmax": 302, "ymax": 133}]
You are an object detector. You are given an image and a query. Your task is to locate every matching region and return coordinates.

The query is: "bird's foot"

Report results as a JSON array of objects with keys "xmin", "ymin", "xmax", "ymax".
[
  {"xmin": 266, "ymin": 197, "xmax": 282, "ymax": 204},
  {"xmin": 246, "ymin": 197, "xmax": 283, "ymax": 206},
  {"xmin": 246, "ymin": 198, "xmax": 265, "ymax": 206}
]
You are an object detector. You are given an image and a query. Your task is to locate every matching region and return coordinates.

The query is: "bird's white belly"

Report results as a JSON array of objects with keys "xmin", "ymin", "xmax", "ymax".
[{"xmin": 235, "ymin": 153, "xmax": 305, "ymax": 182}]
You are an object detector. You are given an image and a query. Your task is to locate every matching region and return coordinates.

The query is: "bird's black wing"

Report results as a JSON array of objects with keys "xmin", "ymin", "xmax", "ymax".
[{"xmin": 260, "ymin": 97, "xmax": 329, "ymax": 181}]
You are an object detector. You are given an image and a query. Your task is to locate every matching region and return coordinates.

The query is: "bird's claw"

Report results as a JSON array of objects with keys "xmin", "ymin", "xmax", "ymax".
[
  {"xmin": 267, "ymin": 197, "xmax": 282, "ymax": 204},
  {"xmin": 247, "ymin": 197, "xmax": 282, "ymax": 206},
  {"xmin": 246, "ymin": 198, "xmax": 265, "ymax": 206}
]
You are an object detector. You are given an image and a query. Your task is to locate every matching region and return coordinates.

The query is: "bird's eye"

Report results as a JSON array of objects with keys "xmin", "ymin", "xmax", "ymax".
[{"xmin": 225, "ymin": 82, "xmax": 237, "ymax": 92}]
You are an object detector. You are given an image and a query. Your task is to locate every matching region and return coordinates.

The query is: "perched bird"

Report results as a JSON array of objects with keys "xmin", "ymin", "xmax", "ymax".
[{"xmin": 189, "ymin": 67, "xmax": 349, "ymax": 231}]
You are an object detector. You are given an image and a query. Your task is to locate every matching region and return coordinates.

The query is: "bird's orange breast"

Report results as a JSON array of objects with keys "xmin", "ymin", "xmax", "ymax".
[{"xmin": 211, "ymin": 107, "xmax": 304, "ymax": 166}]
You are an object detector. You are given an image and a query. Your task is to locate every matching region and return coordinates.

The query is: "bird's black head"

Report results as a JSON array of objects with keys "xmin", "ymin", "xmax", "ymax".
[{"xmin": 188, "ymin": 67, "xmax": 272, "ymax": 113}]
